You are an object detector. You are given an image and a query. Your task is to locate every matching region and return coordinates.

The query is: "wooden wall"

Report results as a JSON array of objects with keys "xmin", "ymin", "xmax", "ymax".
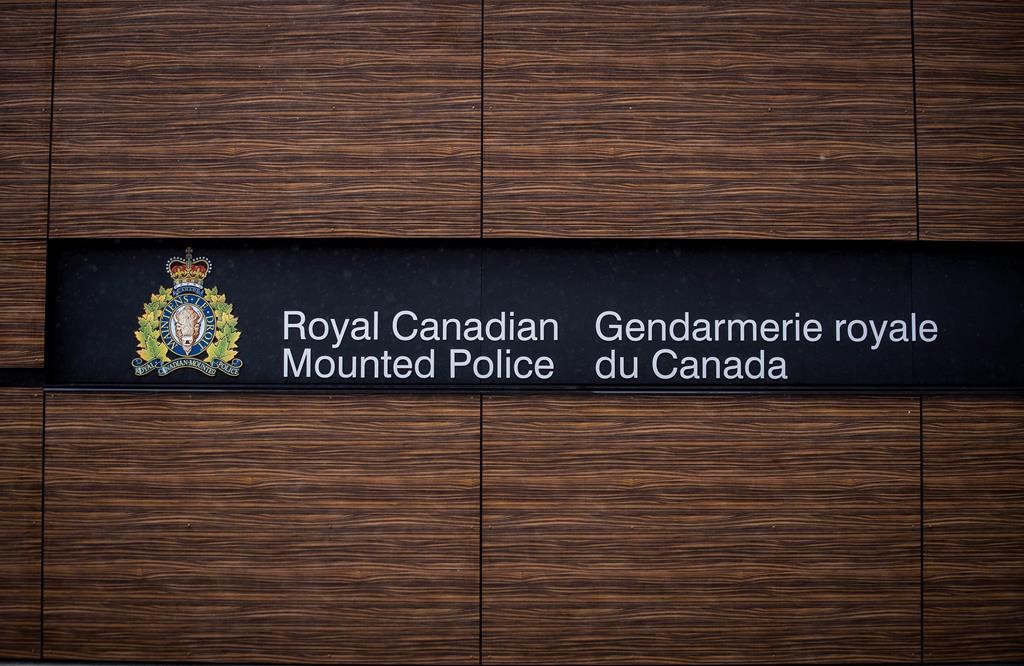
[
  {"xmin": 0, "ymin": 0, "xmax": 50, "ymax": 367},
  {"xmin": 916, "ymin": 1, "xmax": 1024, "ymax": 240},
  {"xmin": 1, "ymin": 0, "xmax": 1022, "ymax": 663},
  {"xmin": 44, "ymin": 394, "xmax": 479, "ymax": 663},
  {"xmin": 51, "ymin": 1, "xmax": 481, "ymax": 237},
  {"xmin": 0, "ymin": 389, "xmax": 42, "ymax": 659},
  {"xmin": 483, "ymin": 1, "xmax": 917, "ymax": 239},
  {"xmin": 0, "ymin": 240, "xmax": 45, "ymax": 367},
  {"xmin": 0, "ymin": 0, "xmax": 52, "ymax": 238},
  {"xmin": 924, "ymin": 398, "xmax": 1024, "ymax": 663},
  {"xmin": 484, "ymin": 396, "xmax": 921, "ymax": 664}
]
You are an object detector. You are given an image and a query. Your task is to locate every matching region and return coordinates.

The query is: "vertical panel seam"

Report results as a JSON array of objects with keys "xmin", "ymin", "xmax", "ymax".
[
  {"xmin": 910, "ymin": 0, "xmax": 921, "ymax": 241},
  {"xmin": 919, "ymin": 395, "xmax": 924, "ymax": 664},
  {"xmin": 478, "ymin": 394, "xmax": 483, "ymax": 665},
  {"xmin": 479, "ymin": 0, "xmax": 484, "ymax": 239},
  {"xmin": 41, "ymin": 3, "xmax": 57, "ymax": 647},
  {"xmin": 478, "ymin": 0, "xmax": 485, "ymax": 627},
  {"xmin": 39, "ymin": 391, "xmax": 45, "ymax": 659}
]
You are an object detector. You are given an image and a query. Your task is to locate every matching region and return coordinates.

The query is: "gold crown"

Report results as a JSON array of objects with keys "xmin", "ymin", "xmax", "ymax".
[{"xmin": 165, "ymin": 247, "xmax": 211, "ymax": 286}]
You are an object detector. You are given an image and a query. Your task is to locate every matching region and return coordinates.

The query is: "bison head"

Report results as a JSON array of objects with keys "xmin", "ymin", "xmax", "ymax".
[{"xmin": 172, "ymin": 305, "xmax": 202, "ymax": 354}]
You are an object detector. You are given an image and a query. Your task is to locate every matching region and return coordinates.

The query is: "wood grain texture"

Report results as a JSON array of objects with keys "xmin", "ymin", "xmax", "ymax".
[
  {"xmin": 483, "ymin": 395, "xmax": 920, "ymax": 664},
  {"xmin": 483, "ymin": 1, "xmax": 916, "ymax": 239},
  {"xmin": 924, "ymin": 397, "xmax": 1024, "ymax": 662},
  {"xmin": 0, "ymin": 241, "xmax": 45, "ymax": 367},
  {"xmin": 50, "ymin": 1, "xmax": 480, "ymax": 238},
  {"xmin": 916, "ymin": 1, "xmax": 1024, "ymax": 240},
  {"xmin": 44, "ymin": 393, "xmax": 479, "ymax": 664},
  {"xmin": 0, "ymin": 0, "xmax": 53, "ymax": 238},
  {"xmin": 0, "ymin": 388, "xmax": 42, "ymax": 659}
]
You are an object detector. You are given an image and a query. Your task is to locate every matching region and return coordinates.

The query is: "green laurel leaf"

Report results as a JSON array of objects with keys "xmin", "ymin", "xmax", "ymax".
[
  {"xmin": 135, "ymin": 290, "xmax": 171, "ymax": 363},
  {"xmin": 204, "ymin": 286, "xmax": 241, "ymax": 364}
]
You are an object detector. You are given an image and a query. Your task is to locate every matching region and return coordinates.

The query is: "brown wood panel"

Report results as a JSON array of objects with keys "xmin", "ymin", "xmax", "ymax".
[
  {"xmin": 483, "ymin": 1, "xmax": 916, "ymax": 239},
  {"xmin": 0, "ymin": 0, "xmax": 53, "ymax": 238},
  {"xmin": 483, "ymin": 395, "xmax": 920, "ymax": 664},
  {"xmin": 0, "ymin": 388, "xmax": 42, "ymax": 659},
  {"xmin": 916, "ymin": 2, "xmax": 1024, "ymax": 240},
  {"xmin": 0, "ymin": 241, "xmax": 45, "ymax": 367},
  {"xmin": 51, "ymin": 1, "xmax": 480, "ymax": 238},
  {"xmin": 44, "ymin": 393, "xmax": 479, "ymax": 664},
  {"xmin": 924, "ymin": 397, "xmax": 1024, "ymax": 662}
]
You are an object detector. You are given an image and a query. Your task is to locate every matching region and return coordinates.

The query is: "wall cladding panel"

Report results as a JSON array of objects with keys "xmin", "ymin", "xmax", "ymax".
[
  {"xmin": 483, "ymin": 395, "xmax": 921, "ymax": 664},
  {"xmin": 0, "ymin": 241, "xmax": 46, "ymax": 367},
  {"xmin": 0, "ymin": 0, "xmax": 53, "ymax": 238},
  {"xmin": 483, "ymin": 1, "xmax": 916, "ymax": 238},
  {"xmin": 916, "ymin": 1, "xmax": 1024, "ymax": 240},
  {"xmin": 924, "ymin": 397, "xmax": 1024, "ymax": 662},
  {"xmin": 44, "ymin": 393, "xmax": 479, "ymax": 664},
  {"xmin": 50, "ymin": 1, "xmax": 481, "ymax": 238},
  {"xmin": 0, "ymin": 388, "xmax": 42, "ymax": 659}
]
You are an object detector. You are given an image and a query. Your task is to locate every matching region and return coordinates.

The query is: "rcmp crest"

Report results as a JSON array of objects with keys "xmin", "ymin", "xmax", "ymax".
[{"xmin": 132, "ymin": 248, "xmax": 242, "ymax": 377}]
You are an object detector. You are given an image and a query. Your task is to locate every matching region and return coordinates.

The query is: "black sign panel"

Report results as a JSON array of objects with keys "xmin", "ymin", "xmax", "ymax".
[{"xmin": 46, "ymin": 240, "xmax": 1024, "ymax": 390}]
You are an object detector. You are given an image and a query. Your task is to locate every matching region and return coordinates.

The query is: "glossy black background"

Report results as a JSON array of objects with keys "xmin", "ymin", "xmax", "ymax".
[{"xmin": 46, "ymin": 240, "xmax": 1024, "ymax": 389}]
